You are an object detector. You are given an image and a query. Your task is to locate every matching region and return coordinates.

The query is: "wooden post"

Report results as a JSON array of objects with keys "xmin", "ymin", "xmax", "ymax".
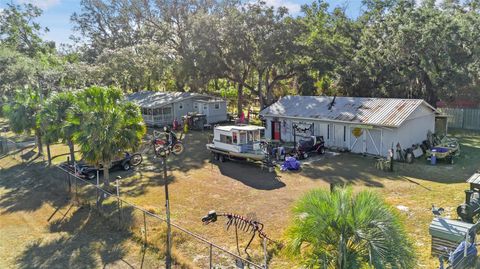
[
  {"xmin": 116, "ymin": 177, "xmax": 121, "ymax": 226},
  {"xmin": 96, "ymin": 170, "xmax": 100, "ymax": 209},
  {"xmin": 263, "ymin": 237, "xmax": 268, "ymax": 269},
  {"xmin": 143, "ymin": 211, "xmax": 147, "ymax": 247},
  {"xmin": 164, "ymin": 157, "xmax": 172, "ymax": 269},
  {"xmin": 67, "ymin": 172, "xmax": 71, "ymax": 194},
  {"xmin": 209, "ymin": 244, "xmax": 213, "ymax": 269},
  {"xmin": 74, "ymin": 175, "xmax": 78, "ymax": 204}
]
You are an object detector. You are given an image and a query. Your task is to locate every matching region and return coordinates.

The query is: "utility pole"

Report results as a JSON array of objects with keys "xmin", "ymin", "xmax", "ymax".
[{"xmin": 163, "ymin": 156, "xmax": 172, "ymax": 269}]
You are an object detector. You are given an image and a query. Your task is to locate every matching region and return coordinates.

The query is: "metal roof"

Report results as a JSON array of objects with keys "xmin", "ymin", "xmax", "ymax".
[
  {"xmin": 215, "ymin": 125, "xmax": 265, "ymax": 132},
  {"xmin": 429, "ymin": 217, "xmax": 474, "ymax": 243},
  {"xmin": 126, "ymin": 91, "xmax": 209, "ymax": 108},
  {"xmin": 467, "ymin": 172, "xmax": 480, "ymax": 184},
  {"xmin": 259, "ymin": 96, "xmax": 436, "ymax": 128},
  {"xmin": 195, "ymin": 99, "xmax": 225, "ymax": 103}
]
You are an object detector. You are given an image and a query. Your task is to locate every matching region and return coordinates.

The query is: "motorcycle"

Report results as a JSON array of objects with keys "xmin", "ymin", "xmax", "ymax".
[{"xmin": 152, "ymin": 134, "xmax": 185, "ymax": 157}]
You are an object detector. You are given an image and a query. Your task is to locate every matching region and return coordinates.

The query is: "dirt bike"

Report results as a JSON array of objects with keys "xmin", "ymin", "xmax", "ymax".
[{"xmin": 152, "ymin": 135, "xmax": 185, "ymax": 157}]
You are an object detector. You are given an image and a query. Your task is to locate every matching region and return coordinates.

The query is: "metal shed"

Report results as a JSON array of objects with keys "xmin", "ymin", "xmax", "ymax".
[{"xmin": 259, "ymin": 96, "xmax": 438, "ymax": 157}]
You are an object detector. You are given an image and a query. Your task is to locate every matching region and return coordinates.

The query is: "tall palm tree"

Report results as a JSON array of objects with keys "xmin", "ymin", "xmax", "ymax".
[
  {"xmin": 69, "ymin": 86, "xmax": 145, "ymax": 187},
  {"xmin": 3, "ymin": 88, "xmax": 44, "ymax": 155},
  {"xmin": 285, "ymin": 187, "xmax": 416, "ymax": 269},
  {"xmin": 39, "ymin": 92, "xmax": 77, "ymax": 165}
]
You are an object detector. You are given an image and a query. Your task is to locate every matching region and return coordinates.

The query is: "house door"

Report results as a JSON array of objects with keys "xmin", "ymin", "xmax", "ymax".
[
  {"xmin": 194, "ymin": 102, "xmax": 202, "ymax": 114},
  {"xmin": 365, "ymin": 129, "xmax": 381, "ymax": 155},
  {"xmin": 271, "ymin": 121, "xmax": 281, "ymax": 140},
  {"xmin": 334, "ymin": 124, "xmax": 347, "ymax": 147}
]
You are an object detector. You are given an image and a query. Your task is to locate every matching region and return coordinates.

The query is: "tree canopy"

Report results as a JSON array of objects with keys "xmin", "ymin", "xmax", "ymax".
[
  {"xmin": 68, "ymin": 86, "xmax": 146, "ymax": 186},
  {"xmin": 2, "ymin": 0, "xmax": 479, "ymax": 111}
]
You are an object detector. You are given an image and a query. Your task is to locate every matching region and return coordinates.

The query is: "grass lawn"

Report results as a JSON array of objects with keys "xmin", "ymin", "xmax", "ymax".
[{"xmin": 1, "ymin": 127, "xmax": 479, "ymax": 268}]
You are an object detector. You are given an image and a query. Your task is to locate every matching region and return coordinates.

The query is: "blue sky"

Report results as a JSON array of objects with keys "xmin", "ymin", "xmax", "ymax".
[{"xmin": 0, "ymin": 0, "xmax": 364, "ymax": 45}]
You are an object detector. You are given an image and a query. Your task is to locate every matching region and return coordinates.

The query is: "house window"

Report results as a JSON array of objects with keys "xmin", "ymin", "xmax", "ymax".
[
  {"xmin": 162, "ymin": 107, "xmax": 172, "ymax": 121},
  {"xmin": 214, "ymin": 103, "xmax": 220, "ymax": 109},
  {"xmin": 194, "ymin": 103, "xmax": 198, "ymax": 109},
  {"xmin": 343, "ymin": 126, "xmax": 346, "ymax": 141},
  {"xmin": 179, "ymin": 103, "xmax": 183, "ymax": 110},
  {"xmin": 253, "ymin": 131, "xmax": 261, "ymax": 141},
  {"xmin": 220, "ymin": 134, "xmax": 232, "ymax": 144},
  {"xmin": 239, "ymin": 132, "xmax": 247, "ymax": 144}
]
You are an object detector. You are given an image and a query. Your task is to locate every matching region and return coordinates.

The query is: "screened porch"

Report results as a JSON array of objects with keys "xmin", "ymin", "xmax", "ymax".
[{"xmin": 141, "ymin": 106, "xmax": 173, "ymax": 126}]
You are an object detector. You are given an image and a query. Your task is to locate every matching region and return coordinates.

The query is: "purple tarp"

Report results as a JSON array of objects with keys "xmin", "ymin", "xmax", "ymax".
[
  {"xmin": 432, "ymin": 147, "xmax": 449, "ymax": 153},
  {"xmin": 281, "ymin": 157, "xmax": 300, "ymax": 171}
]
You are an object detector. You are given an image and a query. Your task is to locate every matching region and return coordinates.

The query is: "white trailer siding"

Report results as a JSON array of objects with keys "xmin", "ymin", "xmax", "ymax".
[
  {"xmin": 194, "ymin": 100, "xmax": 228, "ymax": 124},
  {"xmin": 207, "ymin": 101, "xmax": 228, "ymax": 123},
  {"xmin": 173, "ymin": 99, "xmax": 195, "ymax": 121}
]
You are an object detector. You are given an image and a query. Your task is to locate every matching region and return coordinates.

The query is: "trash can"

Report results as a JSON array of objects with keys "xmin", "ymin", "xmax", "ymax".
[{"xmin": 431, "ymin": 150, "xmax": 437, "ymax": 165}]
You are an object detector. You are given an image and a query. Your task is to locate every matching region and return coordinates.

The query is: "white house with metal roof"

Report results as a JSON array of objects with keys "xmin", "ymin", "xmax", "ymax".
[
  {"xmin": 127, "ymin": 91, "xmax": 227, "ymax": 126},
  {"xmin": 259, "ymin": 95, "xmax": 437, "ymax": 157}
]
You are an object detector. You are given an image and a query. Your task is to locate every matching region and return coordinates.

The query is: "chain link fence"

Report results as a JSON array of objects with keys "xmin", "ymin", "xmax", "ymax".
[
  {"xmin": 0, "ymin": 136, "xmax": 17, "ymax": 156},
  {"xmin": 57, "ymin": 164, "xmax": 267, "ymax": 269}
]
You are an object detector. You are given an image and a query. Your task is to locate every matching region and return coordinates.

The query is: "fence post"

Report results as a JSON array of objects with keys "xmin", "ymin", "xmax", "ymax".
[
  {"xmin": 263, "ymin": 238, "xmax": 268, "ymax": 269},
  {"xmin": 163, "ymin": 157, "xmax": 172, "ymax": 269},
  {"xmin": 143, "ymin": 211, "xmax": 147, "ymax": 247},
  {"xmin": 73, "ymin": 162, "xmax": 78, "ymax": 205},
  {"xmin": 116, "ymin": 177, "xmax": 122, "ymax": 227},
  {"xmin": 96, "ymin": 171, "xmax": 100, "ymax": 209},
  {"xmin": 75, "ymin": 175, "xmax": 78, "ymax": 204},
  {"xmin": 209, "ymin": 243, "xmax": 213, "ymax": 269},
  {"xmin": 67, "ymin": 172, "xmax": 71, "ymax": 194},
  {"xmin": 118, "ymin": 198, "xmax": 122, "ymax": 228}
]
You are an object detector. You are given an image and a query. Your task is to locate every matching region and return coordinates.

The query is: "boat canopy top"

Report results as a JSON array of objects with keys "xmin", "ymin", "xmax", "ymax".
[{"xmin": 215, "ymin": 125, "xmax": 265, "ymax": 132}]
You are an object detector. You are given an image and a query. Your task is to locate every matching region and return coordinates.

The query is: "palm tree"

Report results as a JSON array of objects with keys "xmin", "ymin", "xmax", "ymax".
[
  {"xmin": 69, "ymin": 86, "xmax": 145, "ymax": 187},
  {"xmin": 39, "ymin": 92, "xmax": 77, "ymax": 165},
  {"xmin": 285, "ymin": 187, "xmax": 416, "ymax": 269},
  {"xmin": 3, "ymin": 88, "xmax": 44, "ymax": 155}
]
